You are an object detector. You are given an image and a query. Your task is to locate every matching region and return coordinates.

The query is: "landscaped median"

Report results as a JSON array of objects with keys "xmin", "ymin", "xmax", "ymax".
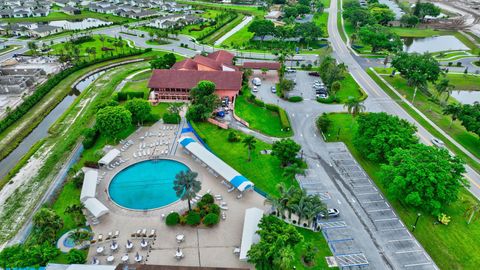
[
  {"xmin": 367, "ymin": 68, "xmax": 480, "ymax": 173},
  {"xmin": 321, "ymin": 112, "xmax": 480, "ymax": 269}
]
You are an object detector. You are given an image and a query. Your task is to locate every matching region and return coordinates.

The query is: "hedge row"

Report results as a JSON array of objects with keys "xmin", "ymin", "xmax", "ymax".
[
  {"xmin": 278, "ymin": 108, "xmax": 291, "ymax": 131},
  {"xmin": 117, "ymin": 91, "xmax": 145, "ymax": 101},
  {"xmin": 0, "ymin": 49, "xmax": 148, "ymax": 136},
  {"xmin": 197, "ymin": 12, "xmax": 238, "ymax": 41}
]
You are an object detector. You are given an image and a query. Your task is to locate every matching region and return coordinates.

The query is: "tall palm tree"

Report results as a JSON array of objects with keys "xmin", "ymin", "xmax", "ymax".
[
  {"xmin": 443, "ymin": 103, "xmax": 462, "ymax": 128},
  {"xmin": 291, "ymin": 197, "xmax": 309, "ymax": 225},
  {"xmin": 264, "ymin": 195, "xmax": 284, "ymax": 217},
  {"xmin": 173, "ymin": 170, "xmax": 201, "ymax": 211},
  {"xmin": 344, "ymin": 97, "xmax": 366, "ymax": 118},
  {"xmin": 242, "ymin": 136, "xmax": 256, "ymax": 162},
  {"xmin": 277, "ymin": 183, "xmax": 298, "ymax": 218},
  {"xmin": 282, "ymin": 163, "xmax": 305, "ymax": 185},
  {"xmin": 27, "ymin": 41, "xmax": 38, "ymax": 56},
  {"xmin": 435, "ymin": 78, "xmax": 455, "ymax": 102}
]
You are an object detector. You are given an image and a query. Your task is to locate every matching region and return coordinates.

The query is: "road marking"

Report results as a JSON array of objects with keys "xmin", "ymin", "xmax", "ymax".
[
  {"xmin": 314, "ymin": 133, "xmax": 317, "ymax": 137},
  {"xmin": 356, "ymin": 192, "xmax": 378, "ymax": 196},
  {"xmin": 351, "ymin": 198, "xmax": 356, "ymax": 203},
  {"xmin": 404, "ymin": 262, "xmax": 433, "ymax": 268},
  {"xmin": 464, "ymin": 173, "xmax": 480, "ymax": 190},
  {"xmin": 367, "ymin": 208, "xmax": 391, "ymax": 213},
  {"xmin": 396, "ymin": 250, "xmax": 422, "ymax": 254},
  {"xmin": 361, "ymin": 200, "xmax": 385, "ymax": 204},
  {"xmin": 337, "ymin": 199, "xmax": 342, "ymax": 205},
  {"xmin": 387, "ymin": 238, "xmax": 413, "ymax": 243},
  {"xmin": 316, "ymin": 163, "xmax": 320, "ymax": 167},
  {"xmin": 374, "ymin": 218, "xmax": 398, "ymax": 222}
]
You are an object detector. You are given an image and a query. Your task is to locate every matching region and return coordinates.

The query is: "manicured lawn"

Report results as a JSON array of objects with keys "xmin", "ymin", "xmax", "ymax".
[
  {"xmin": 122, "ymin": 79, "xmax": 149, "ymax": 98},
  {"xmin": 294, "ymin": 228, "xmax": 337, "ymax": 270},
  {"xmin": 179, "ymin": 9, "xmax": 233, "ymax": 39},
  {"xmin": 220, "ymin": 20, "xmax": 254, "ymax": 48},
  {"xmin": 323, "ymin": 112, "xmax": 480, "ymax": 270},
  {"xmin": 0, "ymin": 10, "xmax": 133, "ymax": 24},
  {"xmin": 444, "ymin": 73, "xmax": 480, "ymax": 91},
  {"xmin": 202, "ymin": 14, "xmax": 245, "ymax": 44},
  {"xmin": 49, "ymin": 34, "xmax": 133, "ymax": 58},
  {"xmin": 235, "ymin": 94, "xmax": 293, "ymax": 138},
  {"xmin": 336, "ymin": 74, "xmax": 367, "ymax": 102},
  {"xmin": 390, "ymin": 27, "xmax": 449, "ymax": 38},
  {"xmin": 191, "ymin": 121, "xmax": 294, "ymax": 197},
  {"xmin": 51, "ymin": 180, "xmax": 84, "ymax": 236},
  {"xmin": 150, "ymin": 102, "xmax": 170, "ymax": 119},
  {"xmin": 130, "ymin": 70, "xmax": 152, "ymax": 81}
]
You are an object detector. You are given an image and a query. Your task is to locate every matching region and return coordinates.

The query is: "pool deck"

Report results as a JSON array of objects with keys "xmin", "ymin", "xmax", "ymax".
[{"xmin": 87, "ymin": 121, "xmax": 266, "ymax": 269}]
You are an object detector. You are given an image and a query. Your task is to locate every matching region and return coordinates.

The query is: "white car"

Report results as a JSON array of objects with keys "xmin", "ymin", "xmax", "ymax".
[
  {"xmin": 252, "ymin": 86, "xmax": 258, "ymax": 92},
  {"xmin": 252, "ymin": 77, "xmax": 262, "ymax": 86},
  {"xmin": 431, "ymin": 137, "xmax": 445, "ymax": 148},
  {"xmin": 317, "ymin": 208, "xmax": 340, "ymax": 219}
]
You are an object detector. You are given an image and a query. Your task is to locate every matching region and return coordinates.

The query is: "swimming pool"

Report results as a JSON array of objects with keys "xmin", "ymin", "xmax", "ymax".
[{"xmin": 109, "ymin": 159, "xmax": 189, "ymax": 210}]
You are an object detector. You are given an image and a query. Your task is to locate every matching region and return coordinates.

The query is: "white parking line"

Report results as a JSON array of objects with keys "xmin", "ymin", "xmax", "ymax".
[
  {"xmin": 396, "ymin": 250, "xmax": 422, "ymax": 254},
  {"xmin": 374, "ymin": 218, "xmax": 398, "ymax": 222},
  {"xmin": 379, "ymin": 228, "xmax": 405, "ymax": 232},
  {"xmin": 405, "ymin": 262, "xmax": 434, "ymax": 268},
  {"xmin": 356, "ymin": 192, "xmax": 379, "ymax": 196},
  {"xmin": 387, "ymin": 238, "xmax": 413, "ymax": 243},
  {"xmin": 367, "ymin": 208, "xmax": 391, "ymax": 213},
  {"xmin": 352, "ymin": 184, "xmax": 373, "ymax": 188},
  {"xmin": 361, "ymin": 200, "xmax": 385, "ymax": 204},
  {"xmin": 337, "ymin": 199, "xmax": 342, "ymax": 205}
]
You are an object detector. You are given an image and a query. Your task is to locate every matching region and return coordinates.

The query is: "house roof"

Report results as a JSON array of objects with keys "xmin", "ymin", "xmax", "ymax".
[
  {"xmin": 192, "ymin": 55, "xmax": 222, "ymax": 70},
  {"xmin": 207, "ymin": 50, "xmax": 234, "ymax": 65},
  {"xmin": 148, "ymin": 70, "xmax": 242, "ymax": 90},
  {"xmin": 171, "ymin": 58, "xmax": 198, "ymax": 70},
  {"xmin": 242, "ymin": 61, "xmax": 281, "ymax": 70},
  {"xmin": 114, "ymin": 265, "xmax": 249, "ymax": 270}
]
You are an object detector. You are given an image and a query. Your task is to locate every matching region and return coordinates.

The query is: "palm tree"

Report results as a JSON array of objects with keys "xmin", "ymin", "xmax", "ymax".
[
  {"xmin": 91, "ymin": 47, "xmax": 97, "ymax": 60},
  {"xmin": 277, "ymin": 183, "xmax": 299, "ymax": 219},
  {"xmin": 435, "ymin": 78, "xmax": 455, "ymax": 102},
  {"xmin": 465, "ymin": 201, "xmax": 480, "ymax": 225},
  {"xmin": 264, "ymin": 195, "xmax": 284, "ymax": 217},
  {"xmin": 282, "ymin": 163, "xmax": 305, "ymax": 185},
  {"xmin": 305, "ymin": 194, "xmax": 327, "ymax": 226},
  {"xmin": 344, "ymin": 97, "xmax": 366, "ymax": 118},
  {"xmin": 350, "ymin": 33, "xmax": 357, "ymax": 47},
  {"xmin": 443, "ymin": 103, "xmax": 462, "ymax": 128},
  {"xmin": 173, "ymin": 170, "xmax": 201, "ymax": 211},
  {"xmin": 291, "ymin": 197, "xmax": 309, "ymax": 225},
  {"xmin": 242, "ymin": 136, "xmax": 256, "ymax": 162},
  {"xmin": 70, "ymin": 229, "xmax": 93, "ymax": 245},
  {"xmin": 27, "ymin": 41, "xmax": 38, "ymax": 56}
]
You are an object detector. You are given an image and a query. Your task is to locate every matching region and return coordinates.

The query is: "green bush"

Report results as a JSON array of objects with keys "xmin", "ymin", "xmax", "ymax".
[
  {"xmin": 317, "ymin": 95, "xmax": 336, "ymax": 104},
  {"xmin": 201, "ymin": 193, "xmax": 214, "ymax": 204},
  {"xmin": 67, "ymin": 248, "xmax": 86, "ymax": 264},
  {"xmin": 209, "ymin": 203, "xmax": 221, "ymax": 215},
  {"xmin": 163, "ymin": 112, "xmax": 180, "ymax": 124},
  {"xmin": 126, "ymin": 91, "xmax": 145, "ymax": 99},
  {"xmin": 166, "ymin": 212, "xmax": 180, "ymax": 226},
  {"xmin": 186, "ymin": 211, "xmax": 201, "ymax": 226},
  {"xmin": 203, "ymin": 213, "xmax": 220, "ymax": 227},
  {"xmin": 278, "ymin": 108, "xmax": 291, "ymax": 130},
  {"xmin": 117, "ymin": 92, "xmax": 127, "ymax": 101},
  {"xmin": 265, "ymin": 103, "xmax": 279, "ymax": 112},
  {"xmin": 288, "ymin": 96, "xmax": 303, "ymax": 102},
  {"xmin": 227, "ymin": 131, "xmax": 241, "ymax": 142},
  {"xmin": 82, "ymin": 128, "xmax": 99, "ymax": 149},
  {"xmin": 253, "ymin": 98, "xmax": 265, "ymax": 107}
]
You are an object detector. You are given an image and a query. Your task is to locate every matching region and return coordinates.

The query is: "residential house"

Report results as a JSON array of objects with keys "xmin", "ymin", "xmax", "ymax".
[{"xmin": 61, "ymin": 6, "xmax": 81, "ymax": 15}]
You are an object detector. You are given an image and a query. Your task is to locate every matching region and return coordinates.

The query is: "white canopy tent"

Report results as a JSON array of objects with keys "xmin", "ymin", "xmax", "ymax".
[
  {"xmin": 83, "ymin": 198, "xmax": 109, "ymax": 219},
  {"xmin": 98, "ymin": 149, "xmax": 121, "ymax": 166},
  {"xmin": 179, "ymin": 137, "xmax": 254, "ymax": 192},
  {"xmin": 80, "ymin": 170, "xmax": 98, "ymax": 203},
  {"xmin": 239, "ymin": 207, "xmax": 264, "ymax": 261}
]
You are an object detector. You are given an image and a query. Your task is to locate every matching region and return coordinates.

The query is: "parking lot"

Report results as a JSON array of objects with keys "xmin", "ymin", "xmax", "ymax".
[{"xmin": 284, "ymin": 70, "xmax": 325, "ymax": 100}]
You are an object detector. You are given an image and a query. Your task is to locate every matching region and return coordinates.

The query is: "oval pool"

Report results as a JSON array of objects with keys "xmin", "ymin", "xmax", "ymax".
[{"xmin": 109, "ymin": 159, "xmax": 189, "ymax": 210}]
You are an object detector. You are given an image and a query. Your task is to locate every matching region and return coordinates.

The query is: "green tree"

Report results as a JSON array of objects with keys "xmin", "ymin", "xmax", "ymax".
[
  {"xmin": 282, "ymin": 163, "xmax": 305, "ymax": 184},
  {"xmin": 33, "ymin": 208, "xmax": 63, "ymax": 244},
  {"xmin": 67, "ymin": 248, "xmax": 86, "ymax": 264},
  {"xmin": 413, "ymin": 1, "xmax": 441, "ymax": 21},
  {"xmin": 380, "ymin": 144, "xmax": 466, "ymax": 215},
  {"xmin": 316, "ymin": 113, "xmax": 332, "ymax": 132},
  {"xmin": 343, "ymin": 3, "xmax": 374, "ymax": 28},
  {"xmin": 294, "ymin": 22, "xmax": 323, "ymax": 45},
  {"xmin": 248, "ymin": 19, "xmax": 275, "ymax": 41},
  {"xmin": 69, "ymin": 229, "xmax": 92, "ymax": 245},
  {"xmin": 318, "ymin": 56, "xmax": 347, "ymax": 87},
  {"xmin": 435, "ymin": 78, "xmax": 455, "ymax": 102},
  {"xmin": 95, "ymin": 106, "xmax": 132, "ymax": 140},
  {"xmin": 173, "ymin": 170, "xmax": 202, "ymax": 211},
  {"xmin": 272, "ymin": 138, "xmax": 302, "ymax": 167},
  {"xmin": 242, "ymin": 135, "xmax": 257, "ymax": 162},
  {"xmin": 186, "ymin": 81, "xmax": 220, "ymax": 122},
  {"xmin": 64, "ymin": 204, "xmax": 84, "ymax": 226},
  {"xmin": 442, "ymin": 103, "xmax": 462, "ymax": 128},
  {"xmin": 27, "ymin": 41, "xmax": 38, "ymax": 56},
  {"xmin": 359, "ymin": 24, "xmax": 402, "ymax": 53},
  {"xmin": 400, "ymin": 14, "xmax": 420, "ymax": 27},
  {"xmin": 150, "ymin": 53, "xmax": 177, "ymax": 69},
  {"xmin": 369, "ymin": 4, "xmax": 395, "ymax": 25},
  {"xmin": 354, "ymin": 113, "xmax": 418, "ymax": 162},
  {"xmin": 452, "ymin": 103, "xmax": 480, "ymax": 137},
  {"xmin": 247, "ymin": 216, "xmax": 303, "ymax": 269},
  {"xmin": 330, "ymin": 80, "xmax": 341, "ymax": 97},
  {"xmin": 125, "ymin": 98, "xmax": 152, "ymax": 125},
  {"xmin": 344, "ymin": 97, "xmax": 366, "ymax": 118}
]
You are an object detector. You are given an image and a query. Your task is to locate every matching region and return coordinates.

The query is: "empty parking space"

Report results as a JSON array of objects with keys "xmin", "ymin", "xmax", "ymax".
[
  {"xmin": 335, "ymin": 253, "xmax": 369, "ymax": 268},
  {"xmin": 319, "ymin": 221, "xmax": 348, "ymax": 229},
  {"xmin": 368, "ymin": 209, "xmax": 397, "ymax": 220},
  {"xmin": 357, "ymin": 193, "xmax": 383, "ymax": 203},
  {"xmin": 330, "ymin": 239, "xmax": 363, "ymax": 255},
  {"xmin": 386, "ymin": 239, "xmax": 420, "ymax": 253},
  {"xmin": 323, "ymin": 227, "xmax": 353, "ymax": 242},
  {"xmin": 395, "ymin": 251, "xmax": 433, "ymax": 267}
]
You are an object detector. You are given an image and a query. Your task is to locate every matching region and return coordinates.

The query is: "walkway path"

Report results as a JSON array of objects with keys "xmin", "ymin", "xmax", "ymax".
[{"xmin": 214, "ymin": 16, "xmax": 253, "ymax": 46}]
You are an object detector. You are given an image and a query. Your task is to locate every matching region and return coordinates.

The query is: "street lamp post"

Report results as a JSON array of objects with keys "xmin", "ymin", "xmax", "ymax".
[{"xmin": 412, "ymin": 213, "xmax": 421, "ymax": 232}]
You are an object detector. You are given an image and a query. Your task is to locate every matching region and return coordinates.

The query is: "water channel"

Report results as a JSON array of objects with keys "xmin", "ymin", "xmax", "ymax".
[
  {"xmin": 0, "ymin": 71, "xmax": 105, "ymax": 180},
  {"xmin": 378, "ymin": 0, "xmax": 404, "ymax": 20},
  {"xmin": 451, "ymin": 90, "xmax": 480, "ymax": 105}
]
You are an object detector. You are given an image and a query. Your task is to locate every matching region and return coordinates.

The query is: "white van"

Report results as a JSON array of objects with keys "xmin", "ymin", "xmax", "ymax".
[{"xmin": 252, "ymin": 77, "xmax": 262, "ymax": 86}]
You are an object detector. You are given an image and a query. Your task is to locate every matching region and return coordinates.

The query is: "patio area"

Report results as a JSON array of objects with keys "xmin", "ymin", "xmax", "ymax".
[{"xmin": 85, "ymin": 121, "xmax": 267, "ymax": 269}]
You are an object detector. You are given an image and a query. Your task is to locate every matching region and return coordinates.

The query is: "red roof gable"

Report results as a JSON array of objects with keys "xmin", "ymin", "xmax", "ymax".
[
  {"xmin": 207, "ymin": 50, "xmax": 235, "ymax": 64},
  {"xmin": 192, "ymin": 55, "xmax": 222, "ymax": 70},
  {"xmin": 171, "ymin": 59, "xmax": 198, "ymax": 70},
  {"xmin": 148, "ymin": 70, "xmax": 243, "ymax": 91}
]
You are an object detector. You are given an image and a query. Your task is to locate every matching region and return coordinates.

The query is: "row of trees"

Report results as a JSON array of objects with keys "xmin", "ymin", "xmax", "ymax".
[
  {"xmin": 443, "ymin": 102, "xmax": 480, "ymax": 138},
  {"xmin": 247, "ymin": 19, "xmax": 323, "ymax": 45},
  {"xmin": 186, "ymin": 81, "xmax": 220, "ymax": 122},
  {"xmin": 352, "ymin": 112, "xmax": 466, "ymax": 215}
]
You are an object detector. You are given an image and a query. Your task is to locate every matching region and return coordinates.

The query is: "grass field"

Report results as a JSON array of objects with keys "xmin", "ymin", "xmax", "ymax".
[
  {"xmin": 313, "ymin": 12, "xmax": 329, "ymax": 38},
  {"xmin": 220, "ymin": 19, "xmax": 254, "ymax": 48},
  {"xmin": 178, "ymin": 1, "xmax": 265, "ymax": 17},
  {"xmin": 130, "ymin": 69, "xmax": 152, "ymax": 81},
  {"xmin": 235, "ymin": 94, "xmax": 293, "ymax": 138},
  {"xmin": 323, "ymin": 112, "xmax": 480, "ymax": 270},
  {"xmin": 294, "ymin": 228, "xmax": 337, "ymax": 269},
  {"xmin": 336, "ymin": 74, "xmax": 367, "ymax": 102},
  {"xmin": 367, "ymin": 68, "xmax": 480, "ymax": 175},
  {"xmin": 179, "ymin": 9, "xmax": 232, "ymax": 39},
  {"xmin": 51, "ymin": 180, "xmax": 84, "ymax": 236},
  {"xmin": 49, "ymin": 34, "xmax": 132, "ymax": 58},
  {"xmin": 0, "ymin": 10, "xmax": 133, "ymax": 24},
  {"xmin": 202, "ymin": 13, "xmax": 245, "ymax": 44},
  {"xmin": 121, "ymin": 79, "xmax": 149, "ymax": 98}
]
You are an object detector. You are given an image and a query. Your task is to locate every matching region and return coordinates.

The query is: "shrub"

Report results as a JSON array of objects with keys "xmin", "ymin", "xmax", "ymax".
[
  {"xmin": 201, "ymin": 193, "xmax": 214, "ymax": 204},
  {"xmin": 166, "ymin": 212, "xmax": 180, "ymax": 226},
  {"xmin": 448, "ymin": 62, "xmax": 453, "ymax": 66},
  {"xmin": 317, "ymin": 95, "xmax": 336, "ymax": 104},
  {"xmin": 117, "ymin": 92, "xmax": 127, "ymax": 101},
  {"xmin": 456, "ymin": 62, "xmax": 462, "ymax": 67},
  {"xmin": 288, "ymin": 96, "xmax": 303, "ymax": 102},
  {"xmin": 82, "ymin": 128, "xmax": 99, "ymax": 149},
  {"xmin": 278, "ymin": 108, "xmax": 291, "ymax": 130},
  {"xmin": 125, "ymin": 91, "xmax": 145, "ymax": 100},
  {"xmin": 186, "ymin": 211, "xmax": 201, "ymax": 226},
  {"xmin": 316, "ymin": 113, "xmax": 332, "ymax": 132},
  {"xmin": 67, "ymin": 248, "xmax": 86, "ymax": 264},
  {"xmin": 253, "ymin": 98, "xmax": 265, "ymax": 107},
  {"xmin": 203, "ymin": 213, "xmax": 220, "ymax": 227},
  {"xmin": 163, "ymin": 112, "xmax": 180, "ymax": 124},
  {"xmin": 83, "ymin": 161, "xmax": 99, "ymax": 168},
  {"xmin": 265, "ymin": 103, "xmax": 279, "ymax": 112},
  {"xmin": 227, "ymin": 131, "xmax": 241, "ymax": 142},
  {"xmin": 209, "ymin": 203, "xmax": 221, "ymax": 215}
]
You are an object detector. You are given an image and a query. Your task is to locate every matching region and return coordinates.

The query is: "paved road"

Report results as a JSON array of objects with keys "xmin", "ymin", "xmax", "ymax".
[{"xmin": 214, "ymin": 16, "xmax": 253, "ymax": 46}]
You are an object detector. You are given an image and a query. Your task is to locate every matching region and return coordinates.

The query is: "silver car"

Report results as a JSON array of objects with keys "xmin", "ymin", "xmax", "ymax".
[{"xmin": 431, "ymin": 137, "xmax": 445, "ymax": 148}]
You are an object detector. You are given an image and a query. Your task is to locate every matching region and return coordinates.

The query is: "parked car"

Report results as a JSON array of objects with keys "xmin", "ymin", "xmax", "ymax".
[
  {"xmin": 431, "ymin": 137, "xmax": 445, "ymax": 148},
  {"xmin": 252, "ymin": 77, "xmax": 262, "ymax": 86},
  {"xmin": 317, "ymin": 93, "xmax": 328, "ymax": 99},
  {"xmin": 308, "ymin": 72, "xmax": 320, "ymax": 77},
  {"xmin": 271, "ymin": 86, "xmax": 277, "ymax": 93},
  {"xmin": 252, "ymin": 86, "xmax": 258, "ymax": 92},
  {"xmin": 317, "ymin": 208, "xmax": 340, "ymax": 219},
  {"xmin": 286, "ymin": 68, "xmax": 296, "ymax": 73}
]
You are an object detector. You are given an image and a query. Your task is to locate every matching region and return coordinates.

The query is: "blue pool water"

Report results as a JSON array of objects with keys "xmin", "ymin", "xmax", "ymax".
[
  {"xmin": 109, "ymin": 160, "xmax": 189, "ymax": 210},
  {"xmin": 63, "ymin": 236, "xmax": 75, "ymax": 248}
]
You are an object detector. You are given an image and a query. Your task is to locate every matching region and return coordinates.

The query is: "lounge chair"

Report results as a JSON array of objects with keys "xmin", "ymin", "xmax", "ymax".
[
  {"xmin": 114, "ymin": 231, "xmax": 119, "ymax": 238},
  {"xmin": 106, "ymin": 232, "xmax": 112, "ymax": 241},
  {"xmin": 136, "ymin": 229, "xmax": 142, "ymax": 238},
  {"xmin": 98, "ymin": 234, "xmax": 103, "ymax": 242},
  {"xmin": 148, "ymin": 229, "xmax": 156, "ymax": 238},
  {"xmin": 133, "ymin": 153, "xmax": 137, "ymax": 158},
  {"xmin": 220, "ymin": 206, "xmax": 228, "ymax": 210},
  {"xmin": 141, "ymin": 228, "xmax": 147, "ymax": 237}
]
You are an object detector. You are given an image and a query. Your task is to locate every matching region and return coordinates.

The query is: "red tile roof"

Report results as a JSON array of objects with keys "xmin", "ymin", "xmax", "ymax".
[
  {"xmin": 242, "ymin": 62, "xmax": 281, "ymax": 70},
  {"xmin": 207, "ymin": 50, "xmax": 235, "ymax": 64},
  {"xmin": 171, "ymin": 58, "xmax": 198, "ymax": 70},
  {"xmin": 148, "ymin": 70, "xmax": 243, "ymax": 91},
  {"xmin": 192, "ymin": 55, "xmax": 222, "ymax": 70}
]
